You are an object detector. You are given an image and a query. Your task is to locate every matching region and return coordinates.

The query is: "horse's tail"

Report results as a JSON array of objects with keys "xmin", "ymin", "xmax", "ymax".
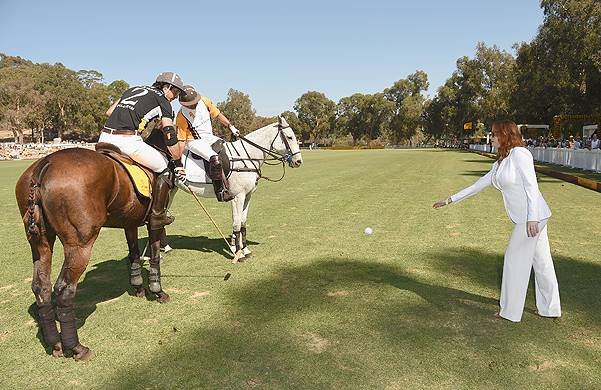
[{"xmin": 24, "ymin": 158, "xmax": 51, "ymax": 241}]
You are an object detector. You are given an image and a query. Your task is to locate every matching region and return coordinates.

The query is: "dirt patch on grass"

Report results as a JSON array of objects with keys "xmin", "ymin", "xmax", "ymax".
[
  {"xmin": 0, "ymin": 330, "xmax": 11, "ymax": 342},
  {"xmin": 569, "ymin": 330, "xmax": 601, "ymax": 348},
  {"xmin": 97, "ymin": 296, "xmax": 121, "ymax": 305},
  {"xmin": 192, "ymin": 291, "xmax": 210, "ymax": 299},
  {"xmin": 0, "ymin": 284, "xmax": 15, "ymax": 291},
  {"xmin": 164, "ymin": 288, "xmax": 188, "ymax": 294},
  {"xmin": 246, "ymin": 378, "xmax": 262, "ymax": 387},
  {"xmin": 528, "ymin": 360, "xmax": 558, "ymax": 372},
  {"xmin": 304, "ymin": 332, "xmax": 331, "ymax": 354},
  {"xmin": 450, "ymin": 232, "xmax": 461, "ymax": 237},
  {"xmin": 327, "ymin": 290, "xmax": 351, "ymax": 297}
]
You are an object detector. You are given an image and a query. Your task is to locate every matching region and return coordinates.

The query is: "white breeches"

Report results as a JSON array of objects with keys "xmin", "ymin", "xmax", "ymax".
[
  {"xmin": 499, "ymin": 219, "xmax": 561, "ymax": 322},
  {"xmin": 98, "ymin": 132, "xmax": 168, "ymax": 173},
  {"xmin": 187, "ymin": 136, "xmax": 220, "ymax": 161}
]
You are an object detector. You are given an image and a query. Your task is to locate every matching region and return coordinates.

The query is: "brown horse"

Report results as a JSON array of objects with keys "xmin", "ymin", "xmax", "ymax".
[{"xmin": 15, "ymin": 147, "xmax": 170, "ymax": 361}]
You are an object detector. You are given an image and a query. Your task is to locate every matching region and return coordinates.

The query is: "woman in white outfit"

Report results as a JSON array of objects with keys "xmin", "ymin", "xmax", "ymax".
[{"xmin": 433, "ymin": 120, "xmax": 561, "ymax": 322}]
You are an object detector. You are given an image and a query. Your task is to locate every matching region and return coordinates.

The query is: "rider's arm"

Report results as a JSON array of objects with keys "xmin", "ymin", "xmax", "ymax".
[
  {"xmin": 160, "ymin": 117, "xmax": 184, "ymax": 160},
  {"xmin": 216, "ymin": 113, "xmax": 232, "ymax": 128},
  {"xmin": 106, "ymin": 99, "xmax": 120, "ymax": 117}
]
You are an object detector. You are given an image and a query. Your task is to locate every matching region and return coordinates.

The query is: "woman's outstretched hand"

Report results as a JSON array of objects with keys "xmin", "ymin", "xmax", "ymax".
[
  {"xmin": 527, "ymin": 221, "xmax": 539, "ymax": 237},
  {"xmin": 433, "ymin": 198, "xmax": 451, "ymax": 209}
]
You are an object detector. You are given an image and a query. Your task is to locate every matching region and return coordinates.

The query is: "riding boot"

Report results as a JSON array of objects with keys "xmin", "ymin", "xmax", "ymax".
[
  {"xmin": 148, "ymin": 172, "xmax": 174, "ymax": 230},
  {"xmin": 209, "ymin": 155, "xmax": 234, "ymax": 202}
]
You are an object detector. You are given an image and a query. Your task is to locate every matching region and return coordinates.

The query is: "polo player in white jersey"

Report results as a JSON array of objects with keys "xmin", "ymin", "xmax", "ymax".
[{"xmin": 175, "ymin": 85, "xmax": 240, "ymax": 201}]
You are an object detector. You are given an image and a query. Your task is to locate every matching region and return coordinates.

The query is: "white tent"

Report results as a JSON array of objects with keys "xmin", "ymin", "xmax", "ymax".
[{"xmin": 583, "ymin": 124, "xmax": 598, "ymax": 138}]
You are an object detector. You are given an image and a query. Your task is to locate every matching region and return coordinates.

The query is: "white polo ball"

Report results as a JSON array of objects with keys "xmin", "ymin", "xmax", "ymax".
[{"xmin": 364, "ymin": 227, "xmax": 373, "ymax": 235}]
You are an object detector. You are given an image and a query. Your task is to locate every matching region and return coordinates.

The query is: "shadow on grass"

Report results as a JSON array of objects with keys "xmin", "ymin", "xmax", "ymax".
[
  {"xmin": 26, "ymin": 232, "xmax": 258, "ymax": 352},
  {"xmin": 140, "ymin": 234, "xmax": 260, "ymax": 259},
  {"xmin": 460, "ymin": 170, "xmax": 562, "ymax": 184},
  {"xmin": 423, "ymin": 247, "xmax": 601, "ymax": 321},
  {"xmin": 460, "ymin": 159, "xmax": 494, "ymax": 164},
  {"xmin": 103, "ymin": 248, "xmax": 601, "ymax": 388},
  {"xmin": 96, "ymin": 253, "xmax": 583, "ymax": 387},
  {"xmin": 27, "ymin": 254, "xmax": 131, "ymax": 354}
]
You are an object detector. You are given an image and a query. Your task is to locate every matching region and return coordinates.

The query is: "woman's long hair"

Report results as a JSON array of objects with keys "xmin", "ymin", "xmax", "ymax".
[{"xmin": 493, "ymin": 120, "xmax": 524, "ymax": 161}]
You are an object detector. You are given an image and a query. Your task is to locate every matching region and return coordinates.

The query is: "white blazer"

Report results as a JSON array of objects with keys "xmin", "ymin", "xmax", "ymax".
[{"xmin": 450, "ymin": 147, "xmax": 551, "ymax": 223}]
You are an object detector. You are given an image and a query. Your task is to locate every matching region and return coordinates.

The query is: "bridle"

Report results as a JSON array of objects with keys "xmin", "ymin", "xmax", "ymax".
[{"xmin": 228, "ymin": 123, "xmax": 300, "ymax": 182}]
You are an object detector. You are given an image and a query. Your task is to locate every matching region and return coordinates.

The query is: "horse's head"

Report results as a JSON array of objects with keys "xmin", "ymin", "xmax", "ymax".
[{"xmin": 274, "ymin": 116, "xmax": 303, "ymax": 168}]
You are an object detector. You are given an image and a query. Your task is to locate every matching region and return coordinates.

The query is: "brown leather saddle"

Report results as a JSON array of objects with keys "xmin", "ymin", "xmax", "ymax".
[
  {"xmin": 189, "ymin": 139, "xmax": 231, "ymax": 179},
  {"xmin": 95, "ymin": 142, "xmax": 155, "ymax": 200}
]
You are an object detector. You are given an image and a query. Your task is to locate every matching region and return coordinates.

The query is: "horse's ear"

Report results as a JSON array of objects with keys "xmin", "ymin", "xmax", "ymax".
[
  {"xmin": 278, "ymin": 116, "xmax": 283, "ymax": 125},
  {"xmin": 278, "ymin": 115, "xmax": 288, "ymax": 127}
]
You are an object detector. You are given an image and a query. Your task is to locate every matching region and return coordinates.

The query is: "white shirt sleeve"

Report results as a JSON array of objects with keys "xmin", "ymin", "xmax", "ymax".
[
  {"xmin": 513, "ymin": 147, "xmax": 540, "ymax": 221},
  {"xmin": 450, "ymin": 164, "xmax": 495, "ymax": 204}
]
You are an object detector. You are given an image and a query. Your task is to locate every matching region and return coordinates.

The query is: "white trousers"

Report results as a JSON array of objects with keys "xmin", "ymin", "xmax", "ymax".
[
  {"xmin": 499, "ymin": 219, "xmax": 561, "ymax": 322},
  {"xmin": 99, "ymin": 132, "xmax": 168, "ymax": 173},
  {"xmin": 187, "ymin": 136, "xmax": 220, "ymax": 161}
]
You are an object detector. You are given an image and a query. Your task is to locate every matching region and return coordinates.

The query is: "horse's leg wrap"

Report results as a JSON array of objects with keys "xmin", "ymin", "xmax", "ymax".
[
  {"xmin": 240, "ymin": 227, "xmax": 247, "ymax": 249},
  {"xmin": 129, "ymin": 261, "xmax": 143, "ymax": 287},
  {"xmin": 56, "ymin": 305, "xmax": 79, "ymax": 351},
  {"xmin": 231, "ymin": 231, "xmax": 242, "ymax": 252},
  {"xmin": 148, "ymin": 266, "xmax": 161, "ymax": 293},
  {"xmin": 37, "ymin": 303, "xmax": 60, "ymax": 347}
]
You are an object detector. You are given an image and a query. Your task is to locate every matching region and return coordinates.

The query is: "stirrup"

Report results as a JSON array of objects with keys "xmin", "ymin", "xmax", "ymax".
[{"xmin": 216, "ymin": 189, "xmax": 234, "ymax": 202}]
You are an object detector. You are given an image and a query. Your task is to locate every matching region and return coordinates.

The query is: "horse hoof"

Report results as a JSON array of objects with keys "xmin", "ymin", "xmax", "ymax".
[
  {"xmin": 73, "ymin": 345, "xmax": 95, "ymax": 362},
  {"xmin": 156, "ymin": 291, "xmax": 170, "ymax": 303},
  {"xmin": 242, "ymin": 252, "xmax": 252, "ymax": 260},
  {"xmin": 51, "ymin": 342, "xmax": 64, "ymax": 358},
  {"xmin": 134, "ymin": 286, "xmax": 146, "ymax": 298}
]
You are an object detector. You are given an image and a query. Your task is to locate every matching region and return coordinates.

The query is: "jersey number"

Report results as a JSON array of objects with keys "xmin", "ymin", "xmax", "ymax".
[{"xmin": 120, "ymin": 87, "xmax": 148, "ymax": 106}]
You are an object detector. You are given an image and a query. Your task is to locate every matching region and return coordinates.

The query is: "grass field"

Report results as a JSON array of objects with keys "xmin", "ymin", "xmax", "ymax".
[{"xmin": 1, "ymin": 149, "xmax": 600, "ymax": 389}]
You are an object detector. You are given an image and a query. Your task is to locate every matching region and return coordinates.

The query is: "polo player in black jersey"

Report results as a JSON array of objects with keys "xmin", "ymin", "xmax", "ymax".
[{"xmin": 100, "ymin": 72, "xmax": 187, "ymax": 230}]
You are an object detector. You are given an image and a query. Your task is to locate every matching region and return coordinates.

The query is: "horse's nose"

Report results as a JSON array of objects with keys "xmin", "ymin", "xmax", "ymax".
[{"xmin": 294, "ymin": 159, "xmax": 303, "ymax": 167}]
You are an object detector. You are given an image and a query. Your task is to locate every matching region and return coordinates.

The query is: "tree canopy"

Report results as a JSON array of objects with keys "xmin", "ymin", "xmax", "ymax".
[{"xmin": 2, "ymin": 1, "xmax": 599, "ymax": 145}]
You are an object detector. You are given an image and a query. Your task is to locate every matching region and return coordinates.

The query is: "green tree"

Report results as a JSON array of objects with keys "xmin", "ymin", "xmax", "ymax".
[
  {"xmin": 294, "ymin": 91, "xmax": 336, "ymax": 143},
  {"xmin": 335, "ymin": 93, "xmax": 394, "ymax": 143},
  {"xmin": 280, "ymin": 110, "xmax": 305, "ymax": 141},
  {"xmin": 36, "ymin": 63, "xmax": 85, "ymax": 140},
  {"xmin": 0, "ymin": 64, "xmax": 44, "ymax": 143},
  {"xmin": 384, "ymin": 70, "xmax": 429, "ymax": 144},
  {"xmin": 215, "ymin": 88, "xmax": 256, "ymax": 137},
  {"xmin": 512, "ymin": 0, "xmax": 601, "ymax": 124}
]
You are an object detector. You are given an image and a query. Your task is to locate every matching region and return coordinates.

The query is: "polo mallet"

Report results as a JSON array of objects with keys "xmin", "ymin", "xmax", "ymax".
[{"xmin": 185, "ymin": 184, "xmax": 244, "ymax": 263}]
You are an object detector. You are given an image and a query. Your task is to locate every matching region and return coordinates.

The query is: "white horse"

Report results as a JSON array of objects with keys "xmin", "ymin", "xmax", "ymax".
[{"xmin": 175, "ymin": 116, "xmax": 302, "ymax": 260}]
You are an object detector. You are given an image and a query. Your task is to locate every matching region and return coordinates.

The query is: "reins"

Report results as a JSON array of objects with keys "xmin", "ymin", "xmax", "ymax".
[{"xmin": 227, "ymin": 124, "xmax": 299, "ymax": 182}]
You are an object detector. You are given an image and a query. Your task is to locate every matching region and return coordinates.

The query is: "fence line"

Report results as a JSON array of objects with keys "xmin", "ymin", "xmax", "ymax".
[{"xmin": 469, "ymin": 144, "xmax": 601, "ymax": 172}]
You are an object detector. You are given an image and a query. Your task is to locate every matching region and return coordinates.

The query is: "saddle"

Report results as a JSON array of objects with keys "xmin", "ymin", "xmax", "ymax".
[
  {"xmin": 95, "ymin": 143, "xmax": 154, "ymax": 199},
  {"xmin": 189, "ymin": 140, "xmax": 231, "ymax": 180}
]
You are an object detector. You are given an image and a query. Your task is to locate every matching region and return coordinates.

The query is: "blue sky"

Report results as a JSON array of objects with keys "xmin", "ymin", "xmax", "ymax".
[{"xmin": 0, "ymin": 0, "xmax": 544, "ymax": 116}]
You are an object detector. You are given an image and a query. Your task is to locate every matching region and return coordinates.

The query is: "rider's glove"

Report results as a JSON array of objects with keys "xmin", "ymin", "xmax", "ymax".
[
  {"xmin": 174, "ymin": 167, "xmax": 186, "ymax": 181},
  {"xmin": 229, "ymin": 125, "xmax": 240, "ymax": 137},
  {"xmin": 172, "ymin": 159, "xmax": 186, "ymax": 181}
]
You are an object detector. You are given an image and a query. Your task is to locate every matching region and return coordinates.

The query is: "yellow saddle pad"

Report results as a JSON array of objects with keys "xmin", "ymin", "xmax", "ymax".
[
  {"xmin": 95, "ymin": 144, "xmax": 154, "ymax": 200},
  {"xmin": 121, "ymin": 161, "xmax": 151, "ymax": 198}
]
